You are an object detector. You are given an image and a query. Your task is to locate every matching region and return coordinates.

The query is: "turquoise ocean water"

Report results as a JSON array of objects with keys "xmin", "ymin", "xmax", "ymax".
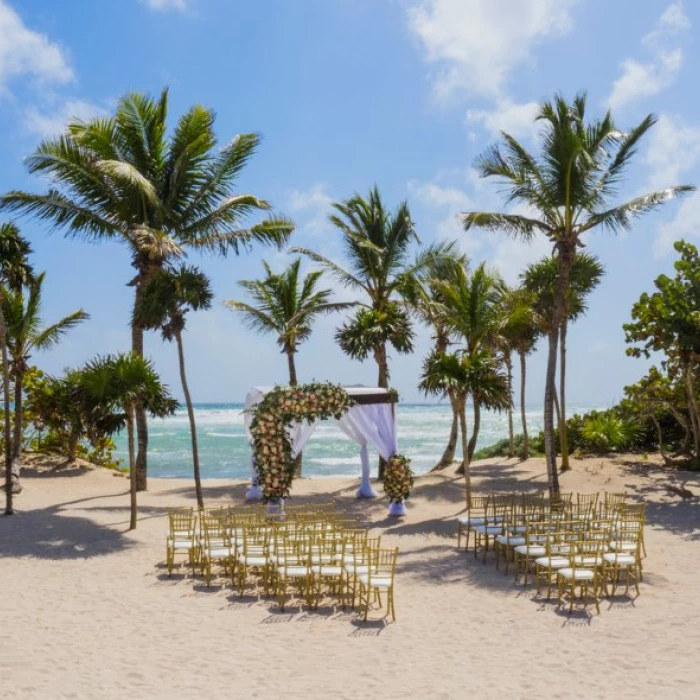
[{"xmin": 112, "ymin": 402, "xmax": 600, "ymax": 479}]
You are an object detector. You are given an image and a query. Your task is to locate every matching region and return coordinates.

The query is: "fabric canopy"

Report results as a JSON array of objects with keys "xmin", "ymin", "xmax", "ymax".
[{"xmin": 243, "ymin": 386, "xmax": 399, "ymax": 499}]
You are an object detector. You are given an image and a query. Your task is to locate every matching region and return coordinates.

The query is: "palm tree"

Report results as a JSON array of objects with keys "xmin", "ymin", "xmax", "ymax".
[
  {"xmin": 435, "ymin": 262, "xmax": 504, "ymax": 464},
  {"xmin": 497, "ymin": 285, "xmax": 540, "ymax": 459},
  {"xmin": 0, "ymin": 223, "xmax": 36, "ymax": 508},
  {"xmin": 291, "ymin": 186, "xmax": 433, "ymax": 388},
  {"xmin": 1, "ymin": 89, "xmax": 294, "ymax": 491},
  {"xmin": 420, "ymin": 348, "xmax": 510, "ymax": 502},
  {"xmin": 225, "ymin": 258, "xmax": 351, "ymax": 386},
  {"xmin": 462, "ymin": 92, "xmax": 693, "ymax": 496},
  {"xmin": 225, "ymin": 258, "xmax": 350, "ymax": 477},
  {"xmin": 401, "ymin": 241, "xmax": 468, "ymax": 469},
  {"xmin": 135, "ymin": 266, "xmax": 213, "ymax": 510},
  {"xmin": 522, "ymin": 253, "xmax": 604, "ymax": 468},
  {"xmin": 3, "ymin": 272, "xmax": 88, "ymax": 483},
  {"xmin": 80, "ymin": 353, "xmax": 177, "ymax": 529}
]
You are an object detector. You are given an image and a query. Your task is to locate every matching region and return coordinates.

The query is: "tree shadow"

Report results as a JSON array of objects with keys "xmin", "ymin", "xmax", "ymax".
[{"xmin": 0, "ymin": 496, "xmax": 135, "ymax": 561}]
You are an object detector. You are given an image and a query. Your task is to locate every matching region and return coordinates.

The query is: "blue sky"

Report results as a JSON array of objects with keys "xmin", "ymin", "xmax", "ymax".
[{"xmin": 0, "ymin": 0, "xmax": 698, "ymax": 406}]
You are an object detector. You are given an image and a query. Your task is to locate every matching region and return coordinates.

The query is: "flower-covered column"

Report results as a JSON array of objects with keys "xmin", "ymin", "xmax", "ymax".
[{"xmin": 384, "ymin": 455, "xmax": 414, "ymax": 517}]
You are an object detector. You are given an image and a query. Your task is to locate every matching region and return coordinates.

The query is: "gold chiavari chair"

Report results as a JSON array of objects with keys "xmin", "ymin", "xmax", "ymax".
[
  {"xmin": 274, "ymin": 534, "xmax": 313, "ymax": 611},
  {"xmin": 166, "ymin": 508, "xmax": 198, "ymax": 575},
  {"xmin": 457, "ymin": 495, "xmax": 489, "ymax": 551},
  {"xmin": 236, "ymin": 525, "xmax": 272, "ymax": 596},
  {"xmin": 513, "ymin": 520, "xmax": 550, "ymax": 585},
  {"xmin": 344, "ymin": 535, "xmax": 381, "ymax": 610},
  {"xmin": 358, "ymin": 547, "xmax": 399, "ymax": 622},
  {"xmin": 473, "ymin": 495, "xmax": 511, "ymax": 562},
  {"xmin": 200, "ymin": 516, "xmax": 234, "ymax": 587},
  {"xmin": 603, "ymin": 520, "xmax": 642, "ymax": 598},
  {"xmin": 557, "ymin": 538, "xmax": 604, "ymax": 614}
]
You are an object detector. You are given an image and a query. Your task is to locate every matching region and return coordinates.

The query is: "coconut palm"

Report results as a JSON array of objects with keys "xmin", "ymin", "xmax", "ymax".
[
  {"xmin": 2, "ymin": 273, "xmax": 88, "ymax": 481},
  {"xmin": 135, "ymin": 266, "xmax": 213, "ymax": 510},
  {"xmin": 226, "ymin": 258, "xmax": 351, "ymax": 385},
  {"xmin": 435, "ymin": 262, "xmax": 505, "ymax": 463},
  {"xmin": 1, "ymin": 89, "xmax": 294, "ymax": 491},
  {"xmin": 291, "ymin": 186, "xmax": 434, "ymax": 388},
  {"xmin": 1, "ymin": 223, "xmax": 35, "ymax": 510},
  {"xmin": 420, "ymin": 348, "xmax": 510, "ymax": 502},
  {"xmin": 400, "ymin": 242, "xmax": 468, "ymax": 469},
  {"xmin": 522, "ymin": 253, "xmax": 604, "ymax": 467},
  {"xmin": 335, "ymin": 303, "xmax": 415, "ymax": 381},
  {"xmin": 462, "ymin": 92, "xmax": 693, "ymax": 495},
  {"xmin": 497, "ymin": 285, "xmax": 540, "ymax": 459},
  {"xmin": 80, "ymin": 353, "xmax": 177, "ymax": 529},
  {"xmin": 226, "ymin": 258, "xmax": 351, "ymax": 476}
]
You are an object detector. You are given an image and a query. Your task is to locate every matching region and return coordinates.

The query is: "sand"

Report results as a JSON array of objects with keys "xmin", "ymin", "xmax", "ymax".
[{"xmin": 2, "ymin": 453, "xmax": 700, "ymax": 700}]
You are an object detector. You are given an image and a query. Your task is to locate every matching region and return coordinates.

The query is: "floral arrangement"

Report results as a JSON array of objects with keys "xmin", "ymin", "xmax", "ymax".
[
  {"xmin": 249, "ymin": 383, "xmax": 354, "ymax": 502},
  {"xmin": 383, "ymin": 454, "xmax": 414, "ymax": 503}
]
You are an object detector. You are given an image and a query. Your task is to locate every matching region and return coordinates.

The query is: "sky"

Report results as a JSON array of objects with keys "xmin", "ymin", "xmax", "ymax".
[{"xmin": 0, "ymin": 0, "xmax": 698, "ymax": 406}]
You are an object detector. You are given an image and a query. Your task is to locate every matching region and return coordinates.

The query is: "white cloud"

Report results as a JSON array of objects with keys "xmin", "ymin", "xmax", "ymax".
[
  {"xmin": 606, "ymin": 2, "xmax": 689, "ymax": 111},
  {"xmin": 644, "ymin": 114, "xmax": 700, "ymax": 191},
  {"xmin": 466, "ymin": 99, "xmax": 540, "ymax": 139},
  {"xmin": 639, "ymin": 112, "xmax": 700, "ymax": 257},
  {"xmin": 407, "ymin": 0, "xmax": 578, "ymax": 100},
  {"xmin": 25, "ymin": 98, "xmax": 107, "ymax": 137},
  {"xmin": 0, "ymin": 0, "xmax": 73, "ymax": 91},
  {"xmin": 140, "ymin": 0, "xmax": 189, "ymax": 11},
  {"xmin": 287, "ymin": 183, "xmax": 333, "ymax": 236},
  {"xmin": 655, "ymin": 191, "xmax": 700, "ymax": 257},
  {"xmin": 490, "ymin": 234, "xmax": 552, "ymax": 285}
]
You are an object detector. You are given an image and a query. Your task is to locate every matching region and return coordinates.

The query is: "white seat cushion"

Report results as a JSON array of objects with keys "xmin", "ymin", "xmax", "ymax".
[
  {"xmin": 345, "ymin": 564, "xmax": 370, "ymax": 574},
  {"xmin": 609, "ymin": 542, "xmax": 637, "ymax": 552},
  {"xmin": 280, "ymin": 565, "xmax": 308, "ymax": 577},
  {"xmin": 473, "ymin": 525, "xmax": 503, "ymax": 535},
  {"xmin": 603, "ymin": 553, "xmax": 636, "ymax": 566},
  {"xmin": 311, "ymin": 565, "xmax": 343, "ymax": 576},
  {"xmin": 169, "ymin": 539, "xmax": 196, "ymax": 550},
  {"xmin": 558, "ymin": 568, "xmax": 595, "ymax": 581},
  {"xmin": 358, "ymin": 574, "xmax": 392, "ymax": 588},
  {"xmin": 204, "ymin": 547, "xmax": 231, "ymax": 559},
  {"xmin": 535, "ymin": 556, "xmax": 569, "ymax": 568},
  {"xmin": 496, "ymin": 535, "xmax": 525, "ymax": 546},
  {"xmin": 458, "ymin": 516, "xmax": 485, "ymax": 525},
  {"xmin": 514, "ymin": 545, "xmax": 546, "ymax": 556},
  {"xmin": 239, "ymin": 555, "xmax": 267, "ymax": 566}
]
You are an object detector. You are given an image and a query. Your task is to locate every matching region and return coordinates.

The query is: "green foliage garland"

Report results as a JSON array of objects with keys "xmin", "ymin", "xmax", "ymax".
[{"xmin": 249, "ymin": 383, "xmax": 354, "ymax": 502}]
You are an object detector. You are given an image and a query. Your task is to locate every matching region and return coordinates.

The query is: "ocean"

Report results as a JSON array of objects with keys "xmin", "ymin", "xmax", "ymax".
[{"xmin": 112, "ymin": 402, "xmax": 600, "ymax": 480}]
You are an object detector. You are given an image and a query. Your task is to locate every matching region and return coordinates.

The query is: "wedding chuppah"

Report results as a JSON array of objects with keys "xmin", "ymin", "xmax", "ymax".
[{"xmin": 243, "ymin": 385, "xmax": 410, "ymax": 514}]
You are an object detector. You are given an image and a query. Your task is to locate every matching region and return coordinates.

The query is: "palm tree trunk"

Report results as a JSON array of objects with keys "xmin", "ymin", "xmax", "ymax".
[
  {"xmin": 467, "ymin": 400, "xmax": 481, "ymax": 463},
  {"xmin": 519, "ymin": 349, "xmax": 529, "ymax": 460},
  {"xmin": 1, "ymin": 299, "xmax": 14, "ymax": 514},
  {"xmin": 376, "ymin": 342, "xmax": 389, "ymax": 479},
  {"xmin": 553, "ymin": 384, "xmax": 561, "ymax": 431},
  {"xmin": 132, "ymin": 279, "xmax": 149, "ymax": 492},
  {"xmin": 457, "ymin": 395, "xmax": 471, "ymax": 504},
  {"xmin": 432, "ymin": 394, "xmax": 459, "ymax": 470},
  {"xmin": 544, "ymin": 246, "xmax": 572, "ymax": 498},
  {"xmin": 286, "ymin": 349, "xmax": 303, "ymax": 478},
  {"xmin": 175, "ymin": 330, "xmax": 203, "ymax": 511},
  {"xmin": 12, "ymin": 366, "xmax": 23, "ymax": 463},
  {"xmin": 684, "ymin": 363, "xmax": 700, "ymax": 460},
  {"xmin": 559, "ymin": 319, "xmax": 570, "ymax": 470},
  {"xmin": 651, "ymin": 414, "xmax": 668, "ymax": 464},
  {"xmin": 127, "ymin": 406, "xmax": 137, "ymax": 530},
  {"xmin": 506, "ymin": 354, "xmax": 514, "ymax": 458}
]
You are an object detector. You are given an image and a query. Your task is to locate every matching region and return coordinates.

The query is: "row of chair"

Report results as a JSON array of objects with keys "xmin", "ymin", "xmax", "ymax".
[
  {"xmin": 457, "ymin": 492, "xmax": 646, "ymax": 613},
  {"xmin": 165, "ymin": 506, "xmax": 399, "ymax": 621}
]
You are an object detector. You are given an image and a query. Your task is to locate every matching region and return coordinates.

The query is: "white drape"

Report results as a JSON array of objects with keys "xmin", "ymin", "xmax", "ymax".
[{"xmin": 243, "ymin": 388, "xmax": 398, "ymax": 500}]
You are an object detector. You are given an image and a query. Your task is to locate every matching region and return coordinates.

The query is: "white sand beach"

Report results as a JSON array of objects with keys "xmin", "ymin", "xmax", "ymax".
[{"xmin": 2, "ymin": 456, "xmax": 700, "ymax": 700}]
